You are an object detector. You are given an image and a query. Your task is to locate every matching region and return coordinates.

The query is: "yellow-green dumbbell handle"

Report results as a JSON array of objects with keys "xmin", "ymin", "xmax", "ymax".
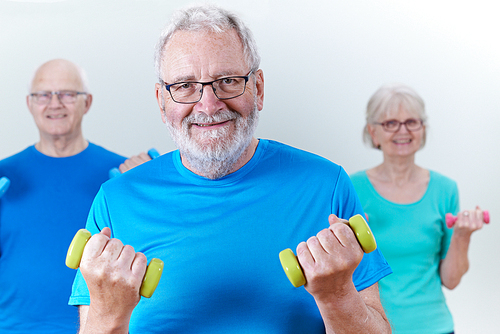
[
  {"xmin": 279, "ymin": 214, "xmax": 377, "ymax": 288},
  {"xmin": 65, "ymin": 229, "xmax": 164, "ymax": 298}
]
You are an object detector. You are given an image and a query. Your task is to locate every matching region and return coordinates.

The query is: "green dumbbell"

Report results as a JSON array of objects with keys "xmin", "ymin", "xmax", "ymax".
[
  {"xmin": 66, "ymin": 229, "xmax": 164, "ymax": 298},
  {"xmin": 279, "ymin": 214, "xmax": 377, "ymax": 288}
]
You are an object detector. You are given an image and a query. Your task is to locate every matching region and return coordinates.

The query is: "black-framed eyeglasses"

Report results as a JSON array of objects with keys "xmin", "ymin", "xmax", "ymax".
[
  {"xmin": 374, "ymin": 118, "xmax": 424, "ymax": 132},
  {"xmin": 161, "ymin": 70, "xmax": 253, "ymax": 104},
  {"xmin": 30, "ymin": 90, "xmax": 87, "ymax": 105}
]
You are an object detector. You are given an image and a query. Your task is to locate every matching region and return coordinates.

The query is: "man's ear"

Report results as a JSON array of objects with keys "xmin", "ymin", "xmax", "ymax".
[
  {"xmin": 155, "ymin": 83, "xmax": 167, "ymax": 123},
  {"xmin": 254, "ymin": 69, "xmax": 264, "ymax": 111},
  {"xmin": 83, "ymin": 94, "xmax": 93, "ymax": 114}
]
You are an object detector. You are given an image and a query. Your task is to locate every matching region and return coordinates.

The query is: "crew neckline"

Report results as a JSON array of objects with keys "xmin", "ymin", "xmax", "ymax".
[
  {"xmin": 172, "ymin": 139, "xmax": 268, "ymax": 186},
  {"xmin": 361, "ymin": 169, "xmax": 434, "ymax": 207},
  {"xmin": 30, "ymin": 141, "xmax": 92, "ymax": 159}
]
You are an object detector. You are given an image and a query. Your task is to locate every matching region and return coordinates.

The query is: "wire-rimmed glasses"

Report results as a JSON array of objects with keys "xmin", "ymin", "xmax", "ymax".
[
  {"xmin": 162, "ymin": 70, "xmax": 253, "ymax": 104},
  {"xmin": 374, "ymin": 118, "xmax": 423, "ymax": 132},
  {"xmin": 30, "ymin": 91, "xmax": 87, "ymax": 105}
]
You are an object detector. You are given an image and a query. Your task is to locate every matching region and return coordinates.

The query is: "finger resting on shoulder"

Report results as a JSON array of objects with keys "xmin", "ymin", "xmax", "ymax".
[{"xmin": 138, "ymin": 152, "xmax": 151, "ymax": 161}]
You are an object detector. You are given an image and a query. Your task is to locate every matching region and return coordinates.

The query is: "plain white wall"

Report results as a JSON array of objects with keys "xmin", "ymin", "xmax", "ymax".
[{"xmin": 1, "ymin": 0, "xmax": 498, "ymax": 332}]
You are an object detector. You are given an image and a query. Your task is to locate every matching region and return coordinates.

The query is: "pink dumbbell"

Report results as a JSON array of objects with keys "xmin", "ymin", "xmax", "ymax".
[{"xmin": 445, "ymin": 210, "xmax": 490, "ymax": 228}]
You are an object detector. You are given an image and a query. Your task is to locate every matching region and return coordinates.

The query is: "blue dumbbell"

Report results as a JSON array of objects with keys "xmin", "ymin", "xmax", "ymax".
[
  {"xmin": 0, "ymin": 177, "xmax": 10, "ymax": 198},
  {"xmin": 109, "ymin": 148, "xmax": 160, "ymax": 179}
]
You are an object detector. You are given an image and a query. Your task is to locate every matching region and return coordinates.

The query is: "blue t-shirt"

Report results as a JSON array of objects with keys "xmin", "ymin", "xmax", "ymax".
[
  {"xmin": 350, "ymin": 170, "xmax": 458, "ymax": 334},
  {"xmin": 0, "ymin": 143, "xmax": 125, "ymax": 333},
  {"xmin": 70, "ymin": 140, "xmax": 391, "ymax": 333}
]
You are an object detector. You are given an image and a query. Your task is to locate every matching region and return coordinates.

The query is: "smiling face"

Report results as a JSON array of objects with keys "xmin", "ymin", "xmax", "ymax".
[
  {"xmin": 27, "ymin": 59, "xmax": 91, "ymax": 142},
  {"xmin": 155, "ymin": 29, "xmax": 264, "ymax": 178},
  {"xmin": 368, "ymin": 104, "xmax": 425, "ymax": 159}
]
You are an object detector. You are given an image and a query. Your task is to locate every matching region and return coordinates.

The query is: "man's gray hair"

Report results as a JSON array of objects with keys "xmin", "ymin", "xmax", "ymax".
[
  {"xmin": 363, "ymin": 83, "xmax": 428, "ymax": 149},
  {"xmin": 154, "ymin": 4, "xmax": 261, "ymax": 81}
]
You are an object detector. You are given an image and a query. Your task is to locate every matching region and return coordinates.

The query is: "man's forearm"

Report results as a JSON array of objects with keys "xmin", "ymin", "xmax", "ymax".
[
  {"xmin": 78, "ymin": 305, "xmax": 131, "ymax": 334},
  {"xmin": 316, "ymin": 284, "xmax": 391, "ymax": 334}
]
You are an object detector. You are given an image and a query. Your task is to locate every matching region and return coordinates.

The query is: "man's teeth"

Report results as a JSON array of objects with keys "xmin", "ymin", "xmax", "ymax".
[{"xmin": 195, "ymin": 121, "xmax": 228, "ymax": 127}]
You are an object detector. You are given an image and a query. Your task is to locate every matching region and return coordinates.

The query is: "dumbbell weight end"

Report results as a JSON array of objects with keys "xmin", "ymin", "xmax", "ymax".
[
  {"xmin": 349, "ymin": 214, "xmax": 377, "ymax": 253},
  {"xmin": 65, "ymin": 229, "xmax": 164, "ymax": 298},
  {"xmin": 279, "ymin": 248, "xmax": 306, "ymax": 288},
  {"xmin": 66, "ymin": 229, "xmax": 92, "ymax": 269},
  {"xmin": 140, "ymin": 258, "xmax": 164, "ymax": 298},
  {"xmin": 147, "ymin": 148, "xmax": 160, "ymax": 159},
  {"xmin": 0, "ymin": 177, "xmax": 11, "ymax": 198},
  {"xmin": 108, "ymin": 168, "xmax": 122, "ymax": 179}
]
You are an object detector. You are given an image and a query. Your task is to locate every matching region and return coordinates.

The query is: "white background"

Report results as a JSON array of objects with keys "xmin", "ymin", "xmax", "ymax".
[{"xmin": 1, "ymin": 0, "xmax": 498, "ymax": 332}]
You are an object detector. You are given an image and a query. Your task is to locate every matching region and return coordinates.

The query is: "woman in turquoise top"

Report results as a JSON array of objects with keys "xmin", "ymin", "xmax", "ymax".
[{"xmin": 350, "ymin": 83, "xmax": 487, "ymax": 334}]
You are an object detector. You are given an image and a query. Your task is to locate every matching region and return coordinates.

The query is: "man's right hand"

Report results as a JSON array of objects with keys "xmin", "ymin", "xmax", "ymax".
[
  {"xmin": 118, "ymin": 152, "xmax": 152, "ymax": 173},
  {"xmin": 79, "ymin": 227, "xmax": 147, "ymax": 333}
]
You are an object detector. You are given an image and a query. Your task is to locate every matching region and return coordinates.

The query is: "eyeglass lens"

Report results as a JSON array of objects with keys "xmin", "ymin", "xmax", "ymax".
[
  {"xmin": 31, "ymin": 91, "xmax": 83, "ymax": 105},
  {"xmin": 380, "ymin": 119, "xmax": 422, "ymax": 132},
  {"xmin": 167, "ymin": 76, "xmax": 248, "ymax": 103}
]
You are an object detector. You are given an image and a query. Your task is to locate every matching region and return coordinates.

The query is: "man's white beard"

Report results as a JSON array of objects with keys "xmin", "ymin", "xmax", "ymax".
[{"xmin": 164, "ymin": 102, "xmax": 259, "ymax": 179}]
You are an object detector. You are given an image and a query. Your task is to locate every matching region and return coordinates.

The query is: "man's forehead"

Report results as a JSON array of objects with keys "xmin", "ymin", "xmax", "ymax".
[
  {"xmin": 161, "ymin": 29, "xmax": 247, "ymax": 82},
  {"xmin": 32, "ymin": 66, "xmax": 83, "ymax": 91},
  {"xmin": 164, "ymin": 65, "xmax": 243, "ymax": 83}
]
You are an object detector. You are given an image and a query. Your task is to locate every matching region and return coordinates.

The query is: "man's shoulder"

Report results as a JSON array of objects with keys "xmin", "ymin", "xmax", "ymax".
[
  {"xmin": 87, "ymin": 142, "xmax": 124, "ymax": 156},
  {"xmin": 0, "ymin": 146, "xmax": 33, "ymax": 166},
  {"xmin": 263, "ymin": 139, "xmax": 342, "ymax": 170},
  {"xmin": 86, "ymin": 142, "xmax": 126, "ymax": 161},
  {"xmin": 102, "ymin": 150, "xmax": 176, "ymax": 189}
]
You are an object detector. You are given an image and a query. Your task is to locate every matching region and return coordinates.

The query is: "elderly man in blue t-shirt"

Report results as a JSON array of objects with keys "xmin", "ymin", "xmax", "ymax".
[
  {"xmin": 70, "ymin": 5, "xmax": 392, "ymax": 334},
  {"xmin": 0, "ymin": 59, "xmax": 150, "ymax": 333}
]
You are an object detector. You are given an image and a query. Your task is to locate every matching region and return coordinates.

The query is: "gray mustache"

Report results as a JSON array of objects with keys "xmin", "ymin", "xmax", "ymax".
[{"xmin": 185, "ymin": 110, "xmax": 239, "ymax": 124}]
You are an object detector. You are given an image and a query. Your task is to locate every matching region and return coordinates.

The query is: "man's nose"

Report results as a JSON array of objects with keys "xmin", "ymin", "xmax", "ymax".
[
  {"xmin": 197, "ymin": 84, "xmax": 223, "ymax": 115},
  {"xmin": 48, "ymin": 93, "xmax": 63, "ymax": 107}
]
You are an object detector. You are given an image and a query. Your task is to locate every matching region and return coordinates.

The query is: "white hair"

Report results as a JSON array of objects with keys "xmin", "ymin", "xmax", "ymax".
[{"xmin": 154, "ymin": 3, "xmax": 260, "ymax": 81}]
